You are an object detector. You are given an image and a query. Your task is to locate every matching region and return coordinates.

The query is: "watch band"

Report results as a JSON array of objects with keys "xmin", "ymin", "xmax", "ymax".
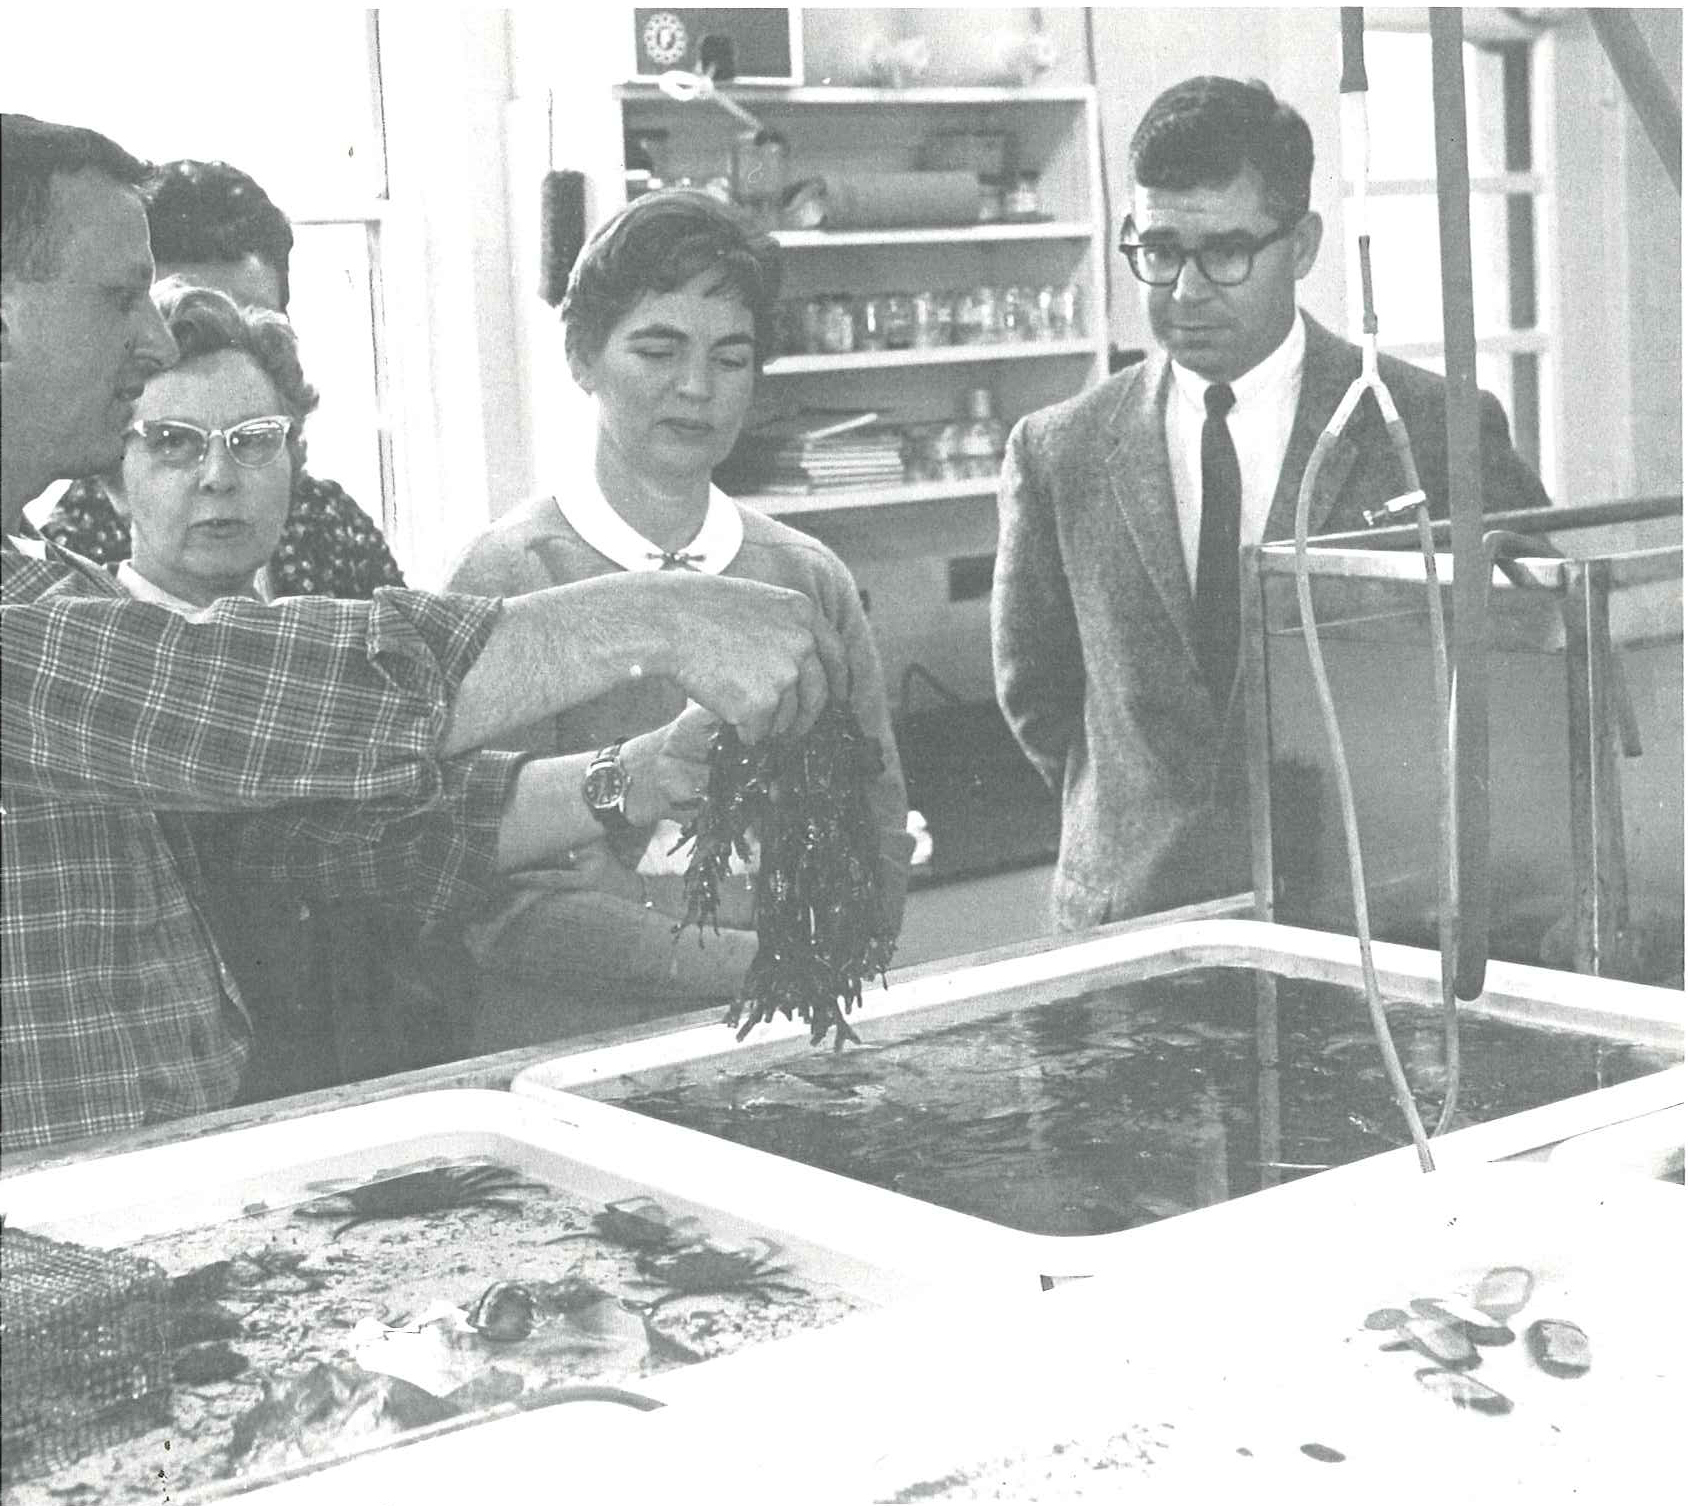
[{"xmin": 583, "ymin": 737, "xmax": 634, "ymax": 831}]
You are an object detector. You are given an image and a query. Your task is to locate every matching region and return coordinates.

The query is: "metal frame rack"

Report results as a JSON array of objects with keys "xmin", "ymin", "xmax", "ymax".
[{"xmin": 1243, "ymin": 496, "xmax": 1683, "ymax": 981}]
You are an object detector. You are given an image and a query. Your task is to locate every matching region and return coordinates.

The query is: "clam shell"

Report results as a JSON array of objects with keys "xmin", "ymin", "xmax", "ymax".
[
  {"xmin": 1409, "ymin": 1296, "xmax": 1515, "ymax": 1345},
  {"xmin": 1397, "ymin": 1316, "xmax": 1479, "ymax": 1369},
  {"xmin": 1416, "ymin": 1367, "xmax": 1513, "ymax": 1415},
  {"xmin": 1526, "ymin": 1318, "xmax": 1591, "ymax": 1378},
  {"xmin": 1472, "ymin": 1265, "xmax": 1535, "ymax": 1320}
]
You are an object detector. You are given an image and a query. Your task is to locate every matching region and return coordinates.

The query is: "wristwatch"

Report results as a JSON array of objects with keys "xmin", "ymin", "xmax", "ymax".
[{"xmin": 582, "ymin": 737, "xmax": 634, "ymax": 831}]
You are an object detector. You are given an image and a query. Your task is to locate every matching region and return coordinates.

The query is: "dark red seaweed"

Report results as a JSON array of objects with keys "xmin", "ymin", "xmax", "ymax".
[{"xmin": 676, "ymin": 705, "xmax": 896, "ymax": 1049}]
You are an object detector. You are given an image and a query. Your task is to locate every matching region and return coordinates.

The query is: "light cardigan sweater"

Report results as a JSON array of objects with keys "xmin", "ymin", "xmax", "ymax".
[{"xmin": 444, "ymin": 487, "xmax": 913, "ymax": 956}]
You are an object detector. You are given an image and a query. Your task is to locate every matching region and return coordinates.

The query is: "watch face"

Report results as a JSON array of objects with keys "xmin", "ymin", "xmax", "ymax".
[{"xmin": 584, "ymin": 758, "xmax": 629, "ymax": 811}]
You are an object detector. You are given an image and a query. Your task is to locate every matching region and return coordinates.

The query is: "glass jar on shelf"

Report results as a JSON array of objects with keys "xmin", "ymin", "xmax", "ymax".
[
  {"xmin": 999, "ymin": 284, "xmax": 1038, "ymax": 342},
  {"xmin": 809, "ymin": 294, "xmax": 856, "ymax": 355},
  {"xmin": 856, "ymin": 294, "xmax": 892, "ymax": 352},
  {"xmin": 882, "ymin": 294, "xmax": 916, "ymax": 350},
  {"xmin": 955, "ymin": 386, "xmax": 1007, "ymax": 479},
  {"xmin": 1003, "ymin": 171, "xmax": 1042, "ymax": 221},
  {"xmin": 953, "ymin": 285, "xmax": 1000, "ymax": 345},
  {"xmin": 901, "ymin": 421, "xmax": 947, "ymax": 483},
  {"xmin": 934, "ymin": 419, "xmax": 967, "ymax": 481},
  {"xmin": 731, "ymin": 128, "xmax": 789, "ymax": 232},
  {"xmin": 1056, "ymin": 282, "xmax": 1085, "ymax": 339},
  {"xmin": 910, "ymin": 290, "xmax": 954, "ymax": 348}
]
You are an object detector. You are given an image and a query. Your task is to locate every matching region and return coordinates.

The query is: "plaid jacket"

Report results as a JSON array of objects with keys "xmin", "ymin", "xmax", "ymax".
[{"xmin": 1, "ymin": 536, "xmax": 517, "ymax": 1152}]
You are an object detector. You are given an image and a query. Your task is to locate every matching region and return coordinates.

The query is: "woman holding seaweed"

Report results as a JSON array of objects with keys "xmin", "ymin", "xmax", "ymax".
[{"xmin": 443, "ymin": 190, "xmax": 911, "ymax": 1050}]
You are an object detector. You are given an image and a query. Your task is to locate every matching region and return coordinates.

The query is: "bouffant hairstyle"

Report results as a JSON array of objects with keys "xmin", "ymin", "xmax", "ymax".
[
  {"xmin": 144, "ymin": 159, "xmax": 295, "ymax": 312},
  {"xmin": 1129, "ymin": 76, "xmax": 1315, "ymax": 224},
  {"xmin": 144, "ymin": 280, "xmax": 319, "ymax": 473},
  {"xmin": 560, "ymin": 189, "xmax": 781, "ymax": 373},
  {"xmin": 1, "ymin": 112, "xmax": 149, "ymax": 280}
]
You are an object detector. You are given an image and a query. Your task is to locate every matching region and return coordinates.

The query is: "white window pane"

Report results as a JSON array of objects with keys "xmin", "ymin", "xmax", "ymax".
[
  {"xmin": 1349, "ymin": 193, "xmax": 1516, "ymax": 345},
  {"xmin": 7, "ymin": 10, "xmax": 392, "ymax": 532},
  {"xmin": 287, "ymin": 224, "xmax": 387, "ymax": 535},
  {"xmin": 4, "ymin": 12, "xmax": 383, "ymax": 204},
  {"xmin": 1355, "ymin": 32, "xmax": 1509, "ymax": 181}
]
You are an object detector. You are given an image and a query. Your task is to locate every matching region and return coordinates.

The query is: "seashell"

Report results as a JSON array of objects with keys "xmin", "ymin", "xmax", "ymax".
[
  {"xmin": 1409, "ymin": 1296, "xmax": 1515, "ymax": 1346},
  {"xmin": 466, "ymin": 1281, "xmax": 537, "ymax": 1343},
  {"xmin": 1415, "ymin": 1367, "xmax": 1513, "ymax": 1415},
  {"xmin": 1472, "ymin": 1265, "xmax": 1535, "ymax": 1320},
  {"xmin": 1396, "ymin": 1316, "xmax": 1479, "ymax": 1369},
  {"xmin": 1364, "ymin": 1306, "xmax": 1409, "ymax": 1331},
  {"xmin": 1525, "ymin": 1318, "xmax": 1591, "ymax": 1378}
]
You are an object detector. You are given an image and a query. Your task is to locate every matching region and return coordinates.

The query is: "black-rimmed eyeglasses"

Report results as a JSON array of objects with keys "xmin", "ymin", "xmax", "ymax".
[
  {"xmin": 1117, "ymin": 217, "xmax": 1299, "ymax": 288},
  {"xmin": 124, "ymin": 416, "xmax": 294, "ymax": 471}
]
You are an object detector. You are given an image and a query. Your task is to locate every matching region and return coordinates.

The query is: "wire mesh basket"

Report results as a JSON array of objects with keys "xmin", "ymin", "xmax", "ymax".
[{"xmin": 0, "ymin": 1224, "xmax": 173, "ymax": 1483}]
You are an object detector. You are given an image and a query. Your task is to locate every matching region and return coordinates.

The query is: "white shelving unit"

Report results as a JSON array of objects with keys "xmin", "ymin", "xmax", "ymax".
[{"xmin": 615, "ymin": 83, "xmax": 1111, "ymax": 528}]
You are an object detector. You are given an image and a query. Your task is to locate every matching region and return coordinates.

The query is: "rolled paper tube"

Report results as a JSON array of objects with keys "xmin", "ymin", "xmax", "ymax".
[{"xmin": 809, "ymin": 171, "xmax": 982, "ymax": 229}]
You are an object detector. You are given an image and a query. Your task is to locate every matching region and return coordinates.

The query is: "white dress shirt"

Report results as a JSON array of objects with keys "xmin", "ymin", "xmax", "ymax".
[
  {"xmin": 116, "ymin": 559, "xmax": 273, "ymax": 616},
  {"xmin": 1164, "ymin": 312, "xmax": 1307, "ymax": 591}
]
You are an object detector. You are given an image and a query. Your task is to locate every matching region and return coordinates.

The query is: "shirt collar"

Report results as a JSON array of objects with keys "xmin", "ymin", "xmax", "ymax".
[
  {"xmin": 553, "ymin": 470, "xmax": 744, "ymax": 575},
  {"xmin": 116, "ymin": 560, "xmax": 273, "ymax": 614},
  {"xmin": 1170, "ymin": 310, "xmax": 1307, "ymax": 414}
]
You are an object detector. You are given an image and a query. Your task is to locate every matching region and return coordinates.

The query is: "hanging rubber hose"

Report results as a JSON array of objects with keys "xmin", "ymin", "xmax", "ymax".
[
  {"xmin": 1342, "ymin": 8, "xmax": 1462, "ymax": 1137},
  {"xmin": 1283, "ymin": 10, "xmax": 1477, "ymax": 1170}
]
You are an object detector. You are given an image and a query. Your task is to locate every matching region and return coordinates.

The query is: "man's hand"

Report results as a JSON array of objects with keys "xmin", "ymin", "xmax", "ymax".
[
  {"xmin": 644, "ymin": 574, "xmax": 846, "ymax": 744},
  {"xmin": 445, "ymin": 571, "xmax": 847, "ymax": 757}
]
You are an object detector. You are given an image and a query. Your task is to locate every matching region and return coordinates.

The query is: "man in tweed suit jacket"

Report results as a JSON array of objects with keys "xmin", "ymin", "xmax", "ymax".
[{"xmin": 993, "ymin": 77, "xmax": 1549, "ymax": 932}]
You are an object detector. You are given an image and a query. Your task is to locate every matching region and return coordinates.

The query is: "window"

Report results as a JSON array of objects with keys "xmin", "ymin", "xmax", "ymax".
[
  {"xmin": 1341, "ymin": 28, "xmax": 1552, "ymax": 488},
  {"xmin": 6, "ymin": 12, "xmax": 397, "ymax": 533}
]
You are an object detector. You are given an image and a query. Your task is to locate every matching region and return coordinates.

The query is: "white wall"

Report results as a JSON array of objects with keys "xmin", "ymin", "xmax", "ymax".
[
  {"xmin": 377, "ymin": 9, "xmax": 526, "ymax": 584},
  {"xmin": 1548, "ymin": 7, "xmax": 1682, "ymax": 505}
]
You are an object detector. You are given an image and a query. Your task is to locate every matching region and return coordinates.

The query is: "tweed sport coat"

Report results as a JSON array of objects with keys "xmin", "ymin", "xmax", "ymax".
[{"xmin": 992, "ymin": 312, "xmax": 1551, "ymax": 932}]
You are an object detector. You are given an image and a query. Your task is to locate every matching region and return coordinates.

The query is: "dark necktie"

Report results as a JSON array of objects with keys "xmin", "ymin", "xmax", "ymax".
[{"xmin": 1194, "ymin": 382, "xmax": 1241, "ymax": 706}]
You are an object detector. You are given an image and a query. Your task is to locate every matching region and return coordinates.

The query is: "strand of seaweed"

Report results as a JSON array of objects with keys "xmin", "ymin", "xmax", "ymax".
[{"xmin": 673, "ymin": 702, "xmax": 895, "ymax": 1049}]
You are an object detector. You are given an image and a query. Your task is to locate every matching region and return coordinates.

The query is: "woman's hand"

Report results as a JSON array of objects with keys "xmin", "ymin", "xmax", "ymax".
[{"xmin": 622, "ymin": 701, "xmax": 719, "ymax": 827}]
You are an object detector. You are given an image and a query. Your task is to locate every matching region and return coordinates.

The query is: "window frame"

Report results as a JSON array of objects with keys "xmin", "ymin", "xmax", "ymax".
[{"xmin": 1341, "ymin": 26, "xmax": 1558, "ymax": 497}]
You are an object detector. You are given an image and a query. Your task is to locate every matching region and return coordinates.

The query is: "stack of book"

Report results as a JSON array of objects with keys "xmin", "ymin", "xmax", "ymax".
[{"xmin": 724, "ymin": 411, "xmax": 907, "ymax": 495}]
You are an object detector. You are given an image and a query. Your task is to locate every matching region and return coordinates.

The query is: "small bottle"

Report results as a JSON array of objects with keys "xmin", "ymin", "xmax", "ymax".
[
  {"xmin": 910, "ymin": 290, "xmax": 953, "ymax": 348},
  {"xmin": 953, "ymin": 285, "xmax": 999, "ymax": 345},
  {"xmin": 957, "ymin": 386, "xmax": 1007, "ymax": 479},
  {"xmin": 856, "ymin": 294, "xmax": 891, "ymax": 352},
  {"xmin": 1004, "ymin": 171, "xmax": 1041, "ymax": 220}
]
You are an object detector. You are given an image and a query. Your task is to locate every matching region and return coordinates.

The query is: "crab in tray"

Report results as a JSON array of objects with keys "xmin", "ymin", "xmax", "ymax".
[
  {"xmin": 293, "ymin": 1163, "xmax": 543, "ymax": 1239},
  {"xmin": 548, "ymin": 1195, "xmax": 706, "ymax": 1254},
  {"xmin": 631, "ymin": 1235, "xmax": 808, "ymax": 1308}
]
